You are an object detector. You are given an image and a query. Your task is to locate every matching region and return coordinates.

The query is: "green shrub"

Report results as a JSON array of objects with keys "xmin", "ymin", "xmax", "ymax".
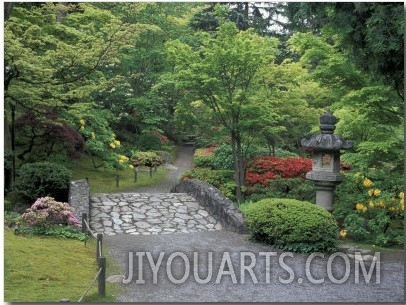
[
  {"xmin": 343, "ymin": 213, "xmax": 370, "ymax": 241},
  {"xmin": 274, "ymin": 148, "xmax": 299, "ymax": 158},
  {"xmin": 17, "ymin": 162, "xmax": 72, "ymax": 202},
  {"xmin": 136, "ymin": 132, "xmax": 162, "ymax": 150},
  {"xmin": 181, "ymin": 168, "xmax": 235, "ymax": 199},
  {"xmin": 247, "ymin": 178, "xmax": 315, "ymax": 203},
  {"xmin": 181, "ymin": 168, "xmax": 234, "ymax": 188},
  {"xmin": 243, "ymin": 198, "xmax": 338, "ymax": 253},
  {"xmin": 4, "ymin": 191, "xmax": 33, "ymax": 212},
  {"xmin": 193, "ymin": 155, "xmax": 215, "ymax": 169},
  {"xmin": 212, "ymin": 144, "xmax": 234, "ymax": 170},
  {"xmin": 14, "ymin": 225, "xmax": 88, "ymax": 241},
  {"xmin": 211, "ymin": 144, "xmax": 281, "ymax": 170}
]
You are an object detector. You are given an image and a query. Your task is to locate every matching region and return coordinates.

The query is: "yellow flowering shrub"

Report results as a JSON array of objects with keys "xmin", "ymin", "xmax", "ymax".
[
  {"xmin": 335, "ymin": 172, "xmax": 403, "ymax": 246},
  {"xmin": 373, "ymin": 189, "xmax": 381, "ymax": 196},
  {"xmin": 363, "ymin": 178, "xmax": 373, "ymax": 188}
]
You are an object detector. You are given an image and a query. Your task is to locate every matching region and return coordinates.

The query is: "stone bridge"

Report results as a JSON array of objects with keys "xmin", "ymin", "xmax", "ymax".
[
  {"xmin": 69, "ymin": 179, "xmax": 246, "ymax": 236},
  {"xmin": 89, "ymin": 193, "xmax": 222, "ymax": 236}
]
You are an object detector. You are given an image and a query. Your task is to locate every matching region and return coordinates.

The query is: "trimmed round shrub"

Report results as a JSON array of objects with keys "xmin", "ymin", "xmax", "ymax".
[
  {"xmin": 243, "ymin": 198, "xmax": 338, "ymax": 253},
  {"xmin": 17, "ymin": 162, "xmax": 72, "ymax": 202}
]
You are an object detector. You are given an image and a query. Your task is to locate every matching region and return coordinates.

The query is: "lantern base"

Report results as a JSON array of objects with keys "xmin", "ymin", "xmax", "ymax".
[{"xmin": 314, "ymin": 181, "xmax": 339, "ymax": 212}]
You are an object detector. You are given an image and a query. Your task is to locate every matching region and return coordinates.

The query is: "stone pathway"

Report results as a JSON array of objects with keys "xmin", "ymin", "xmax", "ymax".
[{"xmin": 89, "ymin": 193, "xmax": 222, "ymax": 236}]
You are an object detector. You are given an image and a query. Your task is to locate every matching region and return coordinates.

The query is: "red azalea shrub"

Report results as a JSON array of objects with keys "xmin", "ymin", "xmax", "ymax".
[{"xmin": 246, "ymin": 156, "xmax": 312, "ymax": 187}]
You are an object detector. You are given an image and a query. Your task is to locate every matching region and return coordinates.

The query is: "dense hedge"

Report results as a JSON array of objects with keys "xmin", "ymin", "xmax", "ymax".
[
  {"xmin": 243, "ymin": 198, "xmax": 338, "ymax": 253},
  {"xmin": 17, "ymin": 162, "xmax": 72, "ymax": 202}
]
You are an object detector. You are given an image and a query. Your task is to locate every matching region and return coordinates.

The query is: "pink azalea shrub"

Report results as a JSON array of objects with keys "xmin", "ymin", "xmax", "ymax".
[{"xmin": 21, "ymin": 197, "xmax": 79, "ymax": 228}]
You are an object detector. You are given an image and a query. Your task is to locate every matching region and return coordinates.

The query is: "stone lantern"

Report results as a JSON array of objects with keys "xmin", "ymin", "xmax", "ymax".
[{"xmin": 301, "ymin": 111, "xmax": 353, "ymax": 211}]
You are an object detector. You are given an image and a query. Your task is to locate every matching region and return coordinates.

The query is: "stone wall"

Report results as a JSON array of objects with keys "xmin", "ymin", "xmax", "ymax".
[
  {"xmin": 171, "ymin": 179, "xmax": 248, "ymax": 234},
  {"xmin": 69, "ymin": 179, "xmax": 90, "ymax": 228}
]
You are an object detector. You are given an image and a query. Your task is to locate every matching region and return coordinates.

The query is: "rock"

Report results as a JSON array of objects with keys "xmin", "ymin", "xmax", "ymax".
[{"xmin": 135, "ymin": 221, "xmax": 151, "ymax": 229}]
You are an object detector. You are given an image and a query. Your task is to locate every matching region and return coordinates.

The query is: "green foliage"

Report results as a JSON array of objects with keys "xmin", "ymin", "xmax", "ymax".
[
  {"xmin": 247, "ymin": 178, "xmax": 315, "ymax": 203},
  {"xmin": 14, "ymin": 225, "xmax": 89, "ymax": 242},
  {"xmin": 343, "ymin": 213, "xmax": 370, "ymax": 241},
  {"xmin": 17, "ymin": 162, "xmax": 72, "ymax": 202},
  {"xmin": 4, "ymin": 211, "xmax": 22, "ymax": 228},
  {"xmin": 274, "ymin": 148, "xmax": 299, "ymax": 158},
  {"xmin": 288, "ymin": 28, "xmax": 403, "ymax": 175},
  {"xmin": 4, "ymin": 149, "xmax": 13, "ymax": 171},
  {"xmin": 243, "ymin": 198, "xmax": 338, "ymax": 253},
  {"xmin": 211, "ymin": 144, "xmax": 296, "ymax": 171},
  {"xmin": 193, "ymin": 155, "xmax": 215, "ymax": 169},
  {"xmin": 136, "ymin": 132, "xmax": 164, "ymax": 151},
  {"xmin": 181, "ymin": 168, "xmax": 235, "ymax": 199},
  {"xmin": 285, "ymin": 3, "xmax": 404, "ymax": 94},
  {"xmin": 181, "ymin": 168, "xmax": 234, "ymax": 187},
  {"xmin": 167, "ymin": 21, "xmax": 283, "ymax": 202},
  {"xmin": 212, "ymin": 144, "xmax": 234, "ymax": 170}
]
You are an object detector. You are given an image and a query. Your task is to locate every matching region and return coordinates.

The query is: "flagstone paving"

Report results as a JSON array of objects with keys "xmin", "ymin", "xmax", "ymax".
[{"xmin": 89, "ymin": 193, "xmax": 222, "ymax": 236}]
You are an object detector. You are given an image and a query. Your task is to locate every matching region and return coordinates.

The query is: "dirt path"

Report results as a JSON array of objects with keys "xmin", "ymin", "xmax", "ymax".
[{"xmin": 133, "ymin": 145, "xmax": 194, "ymax": 193}]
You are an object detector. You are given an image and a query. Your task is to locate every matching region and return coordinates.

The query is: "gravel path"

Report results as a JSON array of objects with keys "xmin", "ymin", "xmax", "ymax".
[{"xmin": 133, "ymin": 145, "xmax": 194, "ymax": 193}]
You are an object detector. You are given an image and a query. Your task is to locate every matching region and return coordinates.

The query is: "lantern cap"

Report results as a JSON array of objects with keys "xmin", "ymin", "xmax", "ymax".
[
  {"xmin": 319, "ymin": 111, "xmax": 337, "ymax": 134},
  {"xmin": 301, "ymin": 111, "xmax": 353, "ymax": 151}
]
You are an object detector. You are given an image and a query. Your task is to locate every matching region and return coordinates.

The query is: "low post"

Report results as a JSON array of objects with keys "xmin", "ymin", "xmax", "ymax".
[
  {"xmin": 96, "ymin": 233, "xmax": 103, "ymax": 261},
  {"xmin": 81, "ymin": 213, "xmax": 87, "ymax": 234},
  {"xmin": 149, "ymin": 167, "xmax": 152, "ymax": 178},
  {"xmin": 134, "ymin": 169, "xmax": 137, "ymax": 183},
  {"xmin": 115, "ymin": 175, "xmax": 120, "ymax": 187},
  {"xmin": 98, "ymin": 257, "xmax": 106, "ymax": 297}
]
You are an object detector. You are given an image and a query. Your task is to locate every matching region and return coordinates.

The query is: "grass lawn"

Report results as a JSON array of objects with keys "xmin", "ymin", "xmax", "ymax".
[
  {"xmin": 69, "ymin": 155, "xmax": 169, "ymax": 193},
  {"xmin": 4, "ymin": 228, "xmax": 121, "ymax": 302}
]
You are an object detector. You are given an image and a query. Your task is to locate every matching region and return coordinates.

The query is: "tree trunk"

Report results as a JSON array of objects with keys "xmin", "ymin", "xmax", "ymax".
[
  {"xmin": 4, "ymin": 2, "xmax": 14, "ymax": 20},
  {"xmin": 4, "ymin": 111, "xmax": 13, "ymax": 191},
  {"xmin": 231, "ymin": 129, "xmax": 245, "ymax": 204},
  {"xmin": 4, "ymin": 3, "xmax": 15, "ymax": 191}
]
